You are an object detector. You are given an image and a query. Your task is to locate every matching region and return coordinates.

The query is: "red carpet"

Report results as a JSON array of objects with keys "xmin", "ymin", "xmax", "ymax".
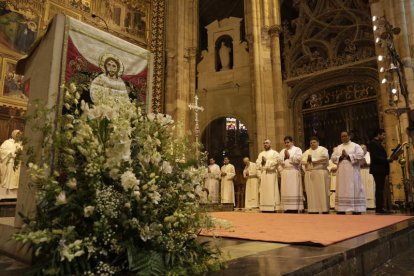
[{"xmin": 200, "ymin": 212, "xmax": 412, "ymax": 246}]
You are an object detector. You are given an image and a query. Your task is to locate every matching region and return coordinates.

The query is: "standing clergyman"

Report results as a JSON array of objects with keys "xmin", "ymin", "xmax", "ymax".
[
  {"xmin": 279, "ymin": 136, "xmax": 303, "ymax": 213},
  {"xmin": 360, "ymin": 144, "xmax": 376, "ymax": 209},
  {"xmin": 302, "ymin": 136, "xmax": 330, "ymax": 214},
  {"xmin": 220, "ymin": 156, "xmax": 235, "ymax": 205},
  {"xmin": 243, "ymin": 157, "xmax": 259, "ymax": 209},
  {"xmin": 331, "ymin": 131, "xmax": 365, "ymax": 214},
  {"xmin": 256, "ymin": 139, "xmax": 281, "ymax": 212},
  {"xmin": 204, "ymin": 158, "xmax": 221, "ymax": 203},
  {"xmin": 0, "ymin": 130, "xmax": 23, "ymax": 192},
  {"xmin": 367, "ymin": 129, "xmax": 392, "ymax": 214}
]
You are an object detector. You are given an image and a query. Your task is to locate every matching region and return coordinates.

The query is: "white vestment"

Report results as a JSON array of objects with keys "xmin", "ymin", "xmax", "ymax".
[
  {"xmin": 331, "ymin": 141, "xmax": 366, "ymax": 212},
  {"xmin": 90, "ymin": 74, "xmax": 129, "ymax": 104},
  {"xmin": 361, "ymin": 152, "xmax": 376, "ymax": 209},
  {"xmin": 0, "ymin": 138, "xmax": 22, "ymax": 198},
  {"xmin": 279, "ymin": 146, "xmax": 304, "ymax": 211},
  {"xmin": 302, "ymin": 146, "xmax": 330, "ymax": 213},
  {"xmin": 243, "ymin": 161, "xmax": 259, "ymax": 209},
  {"xmin": 220, "ymin": 164, "xmax": 235, "ymax": 205},
  {"xmin": 327, "ymin": 160, "xmax": 337, "ymax": 209},
  {"xmin": 256, "ymin": 149, "xmax": 281, "ymax": 211},
  {"xmin": 204, "ymin": 164, "xmax": 221, "ymax": 203}
]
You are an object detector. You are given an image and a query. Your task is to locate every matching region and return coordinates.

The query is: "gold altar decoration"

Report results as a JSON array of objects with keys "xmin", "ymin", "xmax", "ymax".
[{"xmin": 0, "ymin": 0, "xmax": 166, "ymax": 111}]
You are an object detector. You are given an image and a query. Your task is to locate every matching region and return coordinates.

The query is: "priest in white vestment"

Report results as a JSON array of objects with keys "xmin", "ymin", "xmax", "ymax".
[
  {"xmin": 279, "ymin": 136, "xmax": 304, "ymax": 212},
  {"xmin": 256, "ymin": 139, "xmax": 282, "ymax": 212},
  {"xmin": 204, "ymin": 158, "xmax": 221, "ymax": 203},
  {"xmin": 327, "ymin": 159, "xmax": 337, "ymax": 209},
  {"xmin": 243, "ymin": 157, "xmax": 259, "ymax": 209},
  {"xmin": 220, "ymin": 156, "xmax": 235, "ymax": 205},
  {"xmin": 0, "ymin": 130, "xmax": 23, "ymax": 199},
  {"xmin": 331, "ymin": 131, "xmax": 366, "ymax": 214},
  {"xmin": 301, "ymin": 137, "xmax": 330, "ymax": 213},
  {"xmin": 360, "ymin": 144, "xmax": 376, "ymax": 209}
]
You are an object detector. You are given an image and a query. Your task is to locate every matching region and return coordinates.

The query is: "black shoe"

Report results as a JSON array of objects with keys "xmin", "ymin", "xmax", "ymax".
[
  {"xmin": 308, "ymin": 212, "xmax": 318, "ymax": 214},
  {"xmin": 322, "ymin": 211, "xmax": 329, "ymax": 214},
  {"xmin": 284, "ymin": 210, "xmax": 298, "ymax": 213},
  {"xmin": 336, "ymin": 211, "xmax": 346, "ymax": 215},
  {"xmin": 376, "ymin": 208, "xmax": 386, "ymax": 214},
  {"xmin": 352, "ymin": 212, "xmax": 361, "ymax": 215}
]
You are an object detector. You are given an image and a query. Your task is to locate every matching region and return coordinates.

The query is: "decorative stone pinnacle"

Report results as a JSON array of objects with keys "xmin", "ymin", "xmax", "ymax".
[{"xmin": 269, "ymin": 25, "xmax": 283, "ymax": 36}]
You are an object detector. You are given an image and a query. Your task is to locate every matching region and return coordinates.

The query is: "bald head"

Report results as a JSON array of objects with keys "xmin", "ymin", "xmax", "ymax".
[
  {"xmin": 263, "ymin": 139, "xmax": 271, "ymax": 150},
  {"xmin": 11, "ymin": 129, "xmax": 22, "ymax": 141}
]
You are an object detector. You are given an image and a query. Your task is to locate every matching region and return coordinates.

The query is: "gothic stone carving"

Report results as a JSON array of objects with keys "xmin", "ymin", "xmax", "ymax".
[{"xmin": 282, "ymin": 0, "xmax": 376, "ymax": 79}]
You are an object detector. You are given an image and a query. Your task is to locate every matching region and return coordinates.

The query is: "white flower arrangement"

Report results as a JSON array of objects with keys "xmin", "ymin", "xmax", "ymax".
[{"xmin": 14, "ymin": 83, "xmax": 223, "ymax": 275}]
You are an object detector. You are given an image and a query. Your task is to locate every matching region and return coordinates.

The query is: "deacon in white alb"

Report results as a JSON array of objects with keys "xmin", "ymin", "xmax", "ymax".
[
  {"xmin": 204, "ymin": 158, "xmax": 221, "ymax": 203},
  {"xmin": 220, "ymin": 156, "xmax": 235, "ymax": 205},
  {"xmin": 331, "ymin": 131, "xmax": 366, "ymax": 214},
  {"xmin": 279, "ymin": 136, "xmax": 303, "ymax": 212},
  {"xmin": 256, "ymin": 139, "xmax": 281, "ymax": 212},
  {"xmin": 243, "ymin": 157, "xmax": 259, "ymax": 209},
  {"xmin": 0, "ymin": 130, "xmax": 23, "ymax": 199},
  {"xmin": 327, "ymin": 158, "xmax": 338, "ymax": 209},
  {"xmin": 360, "ymin": 144, "xmax": 376, "ymax": 209},
  {"xmin": 301, "ymin": 137, "xmax": 330, "ymax": 213}
]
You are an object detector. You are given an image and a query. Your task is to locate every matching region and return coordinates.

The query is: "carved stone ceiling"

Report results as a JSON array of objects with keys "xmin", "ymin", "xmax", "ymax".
[{"xmin": 281, "ymin": 0, "xmax": 375, "ymax": 80}]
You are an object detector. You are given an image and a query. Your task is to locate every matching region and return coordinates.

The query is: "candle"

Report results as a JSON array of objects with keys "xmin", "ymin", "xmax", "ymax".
[{"xmin": 396, "ymin": 124, "xmax": 401, "ymax": 144}]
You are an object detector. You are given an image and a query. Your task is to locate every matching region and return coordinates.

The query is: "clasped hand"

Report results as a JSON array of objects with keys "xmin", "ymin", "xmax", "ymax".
[
  {"xmin": 284, "ymin": 150, "xmax": 290, "ymax": 160},
  {"xmin": 339, "ymin": 149, "xmax": 350, "ymax": 162}
]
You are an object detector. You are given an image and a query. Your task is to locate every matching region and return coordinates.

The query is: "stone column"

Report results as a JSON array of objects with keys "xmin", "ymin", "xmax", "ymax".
[
  {"xmin": 269, "ymin": 24, "xmax": 288, "ymax": 149},
  {"xmin": 245, "ymin": 0, "xmax": 278, "ymax": 151},
  {"xmin": 164, "ymin": 0, "xmax": 198, "ymax": 137},
  {"xmin": 371, "ymin": 0, "xmax": 414, "ymax": 202}
]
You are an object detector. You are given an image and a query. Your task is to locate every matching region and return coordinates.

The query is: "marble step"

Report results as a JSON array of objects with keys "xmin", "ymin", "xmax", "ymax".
[{"xmin": 200, "ymin": 203, "xmax": 235, "ymax": 212}]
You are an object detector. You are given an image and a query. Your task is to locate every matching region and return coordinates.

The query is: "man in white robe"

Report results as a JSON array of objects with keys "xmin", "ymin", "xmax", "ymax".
[
  {"xmin": 204, "ymin": 158, "xmax": 221, "ymax": 203},
  {"xmin": 360, "ymin": 144, "xmax": 376, "ymax": 209},
  {"xmin": 221, "ymin": 156, "xmax": 235, "ymax": 205},
  {"xmin": 256, "ymin": 139, "xmax": 281, "ymax": 212},
  {"xmin": 279, "ymin": 136, "xmax": 303, "ymax": 213},
  {"xmin": 302, "ymin": 137, "xmax": 330, "ymax": 213},
  {"xmin": 327, "ymin": 159, "xmax": 338, "ymax": 209},
  {"xmin": 243, "ymin": 157, "xmax": 259, "ymax": 209},
  {"xmin": 0, "ymin": 130, "xmax": 22, "ymax": 199},
  {"xmin": 331, "ymin": 131, "xmax": 366, "ymax": 214}
]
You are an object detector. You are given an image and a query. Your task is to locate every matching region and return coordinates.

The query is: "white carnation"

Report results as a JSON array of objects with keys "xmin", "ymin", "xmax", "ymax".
[
  {"xmin": 66, "ymin": 178, "xmax": 77, "ymax": 190},
  {"xmin": 56, "ymin": 191, "xmax": 67, "ymax": 205},
  {"xmin": 121, "ymin": 171, "xmax": 139, "ymax": 191},
  {"xmin": 84, "ymin": 206, "xmax": 95, "ymax": 217},
  {"xmin": 161, "ymin": 161, "xmax": 172, "ymax": 174}
]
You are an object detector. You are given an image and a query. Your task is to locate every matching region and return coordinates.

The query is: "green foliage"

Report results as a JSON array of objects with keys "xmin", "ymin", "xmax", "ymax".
[{"xmin": 128, "ymin": 248, "xmax": 165, "ymax": 276}]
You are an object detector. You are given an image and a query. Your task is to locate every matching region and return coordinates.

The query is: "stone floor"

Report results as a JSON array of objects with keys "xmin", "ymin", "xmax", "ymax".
[
  {"xmin": 205, "ymin": 210, "xmax": 414, "ymax": 275},
  {"xmin": 0, "ymin": 210, "xmax": 413, "ymax": 275},
  {"xmin": 1, "ymin": 241, "xmax": 413, "ymax": 276}
]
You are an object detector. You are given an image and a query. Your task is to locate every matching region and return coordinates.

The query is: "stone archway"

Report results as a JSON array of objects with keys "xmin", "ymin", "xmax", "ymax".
[
  {"xmin": 201, "ymin": 116, "xmax": 250, "ymax": 208},
  {"xmin": 289, "ymin": 68, "xmax": 381, "ymax": 151},
  {"xmin": 202, "ymin": 116, "xmax": 250, "ymax": 168}
]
